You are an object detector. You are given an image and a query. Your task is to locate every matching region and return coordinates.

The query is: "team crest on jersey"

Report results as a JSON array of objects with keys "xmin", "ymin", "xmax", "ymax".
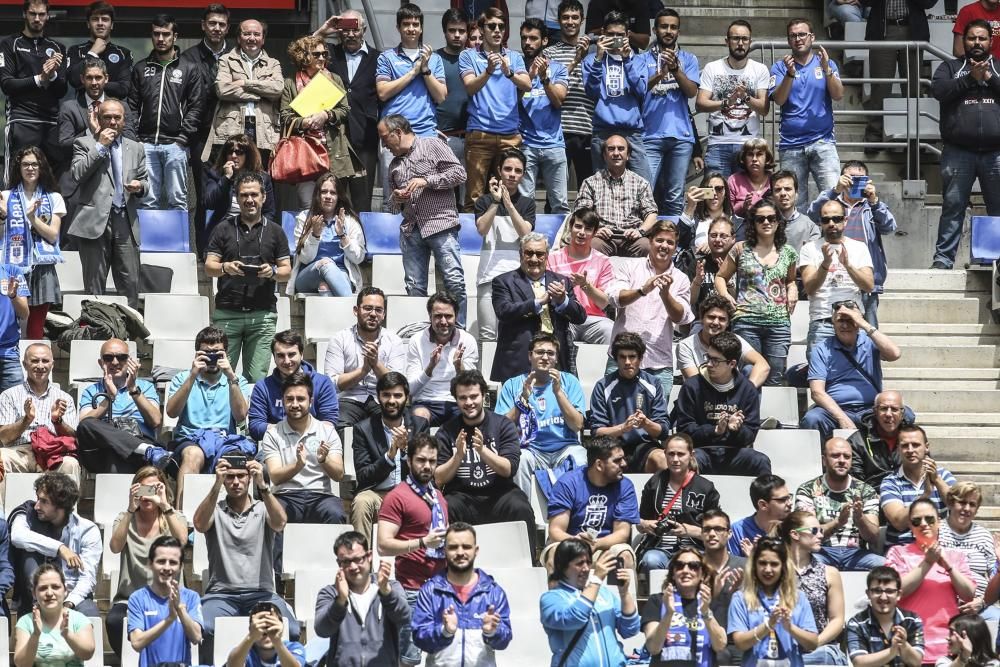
[
  {"xmin": 814, "ymin": 66, "xmax": 823, "ymax": 79},
  {"xmin": 109, "ymin": 53, "xmax": 120, "ymax": 64}
]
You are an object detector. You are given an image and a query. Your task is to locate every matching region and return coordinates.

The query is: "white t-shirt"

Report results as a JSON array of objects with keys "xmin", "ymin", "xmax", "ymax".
[
  {"xmin": 2, "ymin": 189, "xmax": 68, "ymax": 218},
  {"xmin": 798, "ymin": 236, "xmax": 874, "ymax": 322},
  {"xmin": 676, "ymin": 331, "xmax": 755, "ymax": 372},
  {"xmin": 261, "ymin": 417, "xmax": 343, "ymax": 495},
  {"xmin": 699, "ymin": 58, "xmax": 771, "ymax": 146},
  {"xmin": 477, "ymin": 214, "xmax": 523, "ymax": 285}
]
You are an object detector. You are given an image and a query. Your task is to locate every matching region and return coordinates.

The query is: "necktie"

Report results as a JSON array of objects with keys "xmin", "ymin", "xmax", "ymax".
[{"xmin": 531, "ymin": 280, "xmax": 554, "ymax": 334}]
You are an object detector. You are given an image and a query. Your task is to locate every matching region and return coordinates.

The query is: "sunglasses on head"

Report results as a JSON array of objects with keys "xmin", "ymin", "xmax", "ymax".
[{"xmin": 102, "ymin": 353, "xmax": 129, "ymax": 363}]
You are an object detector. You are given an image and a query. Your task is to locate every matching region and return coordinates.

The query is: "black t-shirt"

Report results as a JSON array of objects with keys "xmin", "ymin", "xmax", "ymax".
[
  {"xmin": 206, "ymin": 215, "xmax": 290, "ymax": 313},
  {"xmin": 435, "ymin": 411, "xmax": 521, "ymax": 496},
  {"xmin": 585, "ymin": 0, "xmax": 652, "ymax": 36},
  {"xmin": 473, "ymin": 190, "xmax": 537, "ymax": 223}
]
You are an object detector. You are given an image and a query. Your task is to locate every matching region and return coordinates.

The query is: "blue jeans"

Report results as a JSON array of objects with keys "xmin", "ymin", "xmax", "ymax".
[
  {"xmin": 645, "ymin": 136, "xmax": 696, "ymax": 216},
  {"xmin": 400, "ymin": 588, "xmax": 422, "ymax": 665},
  {"xmin": 0, "ymin": 346, "xmax": 23, "ymax": 393},
  {"xmin": 806, "ymin": 319, "xmax": 836, "ymax": 359},
  {"xmin": 638, "ymin": 547, "xmax": 672, "ymax": 573},
  {"xmin": 862, "ymin": 292, "xmax": 879, "ymax": 328},
  {"xmin": 803, "ymin": 643, "xmax": 849, "ymax": 665},
  {"xmin": 399, "ymin": 227, "xmax": 467, "ymax": 327},
  {"xmin": 827, "ymin": 0, "xmax": 866, "ymax": 22},
  {"xmin": 704, "ymin": 143, "xmax": 743, "ymax": 179},
  {"xmin": 779, "ymin": 139, "xmax": 841, "ymax": 211},
  {"xmin": 591, "ymin": 129, "xmax": 653, "ymax": 185},
  {"xmin": 733, "ymin": 320, "xmax": 791, "ymax": 387},
  {"xmin": 816, "ymin": 545, "xmax": 886, "ymax": 571},
  {"xmin": 142, "ymin": 142, "xmax": 188, "ymax": 210},
  {"xmin": 520, "ymin": 145, "xmax": 569, "ymax": 214},
  {"xmin": 800, "ymin": 403, "xmax": 867, "ymax": 445},
  {"xmin": 294, "ymin": 258, "xmax": 353, "ymax": 296},
  {"xmin": 934, "ymin": 145, "xmax": 1000, "ymax": 268}
]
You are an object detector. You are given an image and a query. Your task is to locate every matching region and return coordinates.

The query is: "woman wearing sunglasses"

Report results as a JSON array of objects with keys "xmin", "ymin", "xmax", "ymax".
[
  {"xmin": 642, "ymin": 548, "xmax": 726, "ymax": 666},
  {"xmin": 729, "ymin": 536, "xmax": 818, "ymax": 666},
  {"xmin": 714, "ymin": 198, "xmax": 797, "ymax": 386},
  {"xmin": 202, "ymin": 134, "xmax": 277, "ymax": 254},
  {"xmin": 777, "ymin": 512, "xmax": 847, "ymax": 665},
  {"xmin": 938, "ymin": 614, "xmax": 999, "ymax": 667},
  {"xmin": 887, "ymin": 498, "xmax": 977, "ymax": 664}
]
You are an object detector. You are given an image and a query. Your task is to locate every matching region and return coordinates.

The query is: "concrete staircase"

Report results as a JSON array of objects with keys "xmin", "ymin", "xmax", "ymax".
[{"xmin": 881, "ymin": 268, "xmax": 1000, "ymax": 525}]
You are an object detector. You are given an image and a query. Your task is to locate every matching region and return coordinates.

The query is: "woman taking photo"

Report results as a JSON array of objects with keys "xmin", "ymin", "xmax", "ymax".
[
  {"xmin": 727, "ymin": 138, "xmax": 774, "ymax": 218},
  {"xmin": 1, "ymin": 147, "xmax": 65, "ymax": 339},
  {"xmin": 202, "ymin": 134, "xmax": 277, "ymax": 254},
  {"xmin": 105, "ymin": 466, "xmax": 188, "ymax": 656},
  {"xmin": 887, "ymin": 498, "xmax": 977, "ymax": 665},
  {"xmin": 288, "ymin": 173, "xmax": 366, "ymax": 297},
  {"xmin": 642, "ymin": 548, "xmax": 727, "ymax": 666},
  {"xmin": 14, "ymin": 564, "xmax": 95, "ymax": 667},
  {"xmin": 714, "ymin": 198, "xmax": 797, "ymax": 386},
  {"xmin": 778, "ymin": 512, "xmax": 847, "ymax": 665},
  {"xmin": 937, "ymin": 614, "xmax": 999, "ymax": 667},
  {"xmin": 474, "ymin": 147, "xmax": 536, "ymax": 341},
  {"xmin": 937, "ymin": 482, "xmax": 998, "ymax": 620},
  {"xmin": 540, "ymin": 539, "xmax": 640, "ymax": 666},
  {"xmin": 636, "ymin": 434, "xmax": 720, "ymax": 572},
  {"xmin": 680, "ymin": 172, "xmax": 736, "ymax": 253},
  {"xmin": 729, "ymin": 536, "xmax": 818, "ymax": 666}
]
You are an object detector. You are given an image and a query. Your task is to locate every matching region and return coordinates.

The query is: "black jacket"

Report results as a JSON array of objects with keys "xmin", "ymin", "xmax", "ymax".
[
  {"xmin": 66, "ymin": 40, "xmax": 132, "ymax": 100},
  {"xmin": 932, "ymin": 56, "xmax": 1000, "ymax": 152},
  {"xmin": 353, "ymin": 411, "xmax": 430, "ymax": 492},
  {"xmin": 179, "ymin": 40, "xmax": 228, "ymax": 140},
  {"xmin": 671, "ymin": 371, "xmax": 761, "ymax": 448},
  {"xmin": 848, "ymin": 410, "xmax": 903, "ymax": 490},
  {"xmin": 0, "ymin": 33, "xmax": 67, "ymax": 121},
  {"xmin": 863, "ymin": 0, "xmax": 936, "ymax": 41},
  {"xmin": 128, "ymin": 48, "xmax": 205, "ymax": 145},
  {"xmin": 327, "ymin": 44, "xmax": 379, "ymax": 148},
  {"xmin": 203, "ymin": 167, "xmax": 277, "ymax": 231},
  {"xmin": 638, "ymin": 472, "xmax": 721, "ymax": 534}
]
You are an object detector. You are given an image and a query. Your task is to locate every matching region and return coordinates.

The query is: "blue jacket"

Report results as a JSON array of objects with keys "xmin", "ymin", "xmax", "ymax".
[
  {"xmin": 582, "ymin": 53, "xmax": 644, "ymax": 132},
  {"xmin": 412, "ymin": 569, "xmax": 512, "ymax": 666},
  {"xmin": 587, "ymin": 370, "xmax": 669, "ymax": 452},
  {"xmin": 540, "ymin": 581, "xmax": 640, "ymax": 667},
  {"xmin": 248, "ymin": 360, "xmax": 340, "ymax": 441}
]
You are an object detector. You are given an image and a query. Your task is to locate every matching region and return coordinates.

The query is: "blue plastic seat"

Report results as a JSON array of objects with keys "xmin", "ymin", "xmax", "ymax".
[
  {"xmin": 360, "ymin": 212, "xmax": 404, "ymax": 256},
  {"xmin": 281, "ymin": 211, "xmax": 300, "ymax": 255},
  {"xmin": 534, "ymin": 213, "xmax": 565, "ymax": 245},
  {"xmin": 138, "ymin": 209, "xmax": 190, "ymax": 252},
  {"xmin": 971, "ymin": 216, "xmax": 1000, "ymax": 265},
  {"xmin": 458, "ymin": 213, "xmax": 481, "ymax": 254}
]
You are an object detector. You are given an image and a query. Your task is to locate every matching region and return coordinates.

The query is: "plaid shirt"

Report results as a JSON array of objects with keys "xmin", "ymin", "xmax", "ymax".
[
  {"xmin": 387, "ymin": 136, "xmax": 467, "ymax": 238},
  {"xmin": 574, "ymin": 168, "xmax": 658, "ymax": 230},
  {"xmin": 846, "ymin": 606, "xmax": 924, "ymax": 665}
]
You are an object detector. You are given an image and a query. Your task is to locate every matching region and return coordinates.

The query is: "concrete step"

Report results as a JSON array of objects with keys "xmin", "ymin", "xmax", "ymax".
[
  {"xmin": 883, "ymin": 268, "xmax": 992, "ymax": 294},
  {"xmin": 893, "ymin": 345, "xmax": 1000, "ymax": 368},
  {"xmin": 891, "ymin": 387, "xmax": 1000, "ymax": 412},
  {"xmin": 922, "ymin": 427, "xmax": 1000, "ymax": 458},
  {"xmin": 880, "ymin": 323, "xmax": 1000, "ymax": 342},
  {"xmin": 919, "ymin": 413, "xmax": 1000, "ymax": 427},
  {"xmin": 880, "ymin": 294, "xmax": 987, "ymax": 324},
  {"xmin": 885, "ymin": 367, "xmax": 1000, "ymax": 381}
]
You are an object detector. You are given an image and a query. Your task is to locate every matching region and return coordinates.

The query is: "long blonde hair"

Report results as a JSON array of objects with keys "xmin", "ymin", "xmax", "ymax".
[{"xmin": 742, "ymin": 537, "xmax": 798, "ymax": 612}]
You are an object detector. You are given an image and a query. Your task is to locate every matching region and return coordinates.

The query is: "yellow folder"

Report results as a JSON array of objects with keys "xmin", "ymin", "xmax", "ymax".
[{"xmin": 289, "ymin": 73, "xmax": 346, "ymax": 117}]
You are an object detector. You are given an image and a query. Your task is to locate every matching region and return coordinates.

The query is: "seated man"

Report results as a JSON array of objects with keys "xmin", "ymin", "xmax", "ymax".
[
  {"xmin": 727, "ymin": 474, "xmax": 791, "ymax": 556},
  {"xmin": 588, "ymin": 332, "xmax": 669, "ymax": 473},
  {"xmin": 495, "ymin": 333, "xmax": 587, "ymax": 498},
  {"xmin": 675, "ymin": 294, "xmax": 769, "ymax": 388},
  {"xmin": 193, "ymin": 458, "xmax": 299, "ymax": 664},
  {"xmin": 405, "ymin": 291, "xmax": 479, "ymax": 427},
  {"xmin": 9, "ymin": 473, "xmax": 101, "ymax": 617},
  {"xmin": 166, "ymin": 327, "xmax": 252, "ymax": 506},
  {"xmin": 794, "ymin": 437, "xmax": 884, "ymax": 570},
  {"xmin": 249, "ymin": 330, "xmax": 339, "ymax": 442},
  {"xmin": 225, "ymin": 602, "xmax": 306, "ymax": 667},
  {"xmin": 880, "ymin": 424, "xmax": 955, "ymax": 548},
  {"xmin": 800, "ymin": 301, "xmax": 902, "ymax": 444},
  {"xmin": 77, "ymin": 338, "xmax": 167, "ymax": 474},
  {"xmin": 0, "ymin": 343, "xmax": 81, "ymax": 497},
  {"xmin": 127, "ymin": 536, "xmax": 203, "ymax": 667},
  {"xmin": 845, "ymin": 566, "xmax": 925, "ymax": 666},
  {"xmin": 849, "ymin": 390, "xmax": 908, "ymax": 490},
  {"xmin": 541, "ymin": 436, "xmax": 640, "ymax": 572},
  {"xmin": 435, "ymin": 370, "xmax": 537, "ymax": 558},
  {"xmin": 672, "ymin": 332, "xmax": 769, "ymax": 477},
  {"xmin": 351, "ymin": 372, "xmax": 430, "ymax": 539},
  {"xmin": 324, "ymin": 287, "xmax": 406, "ymax": 427}
]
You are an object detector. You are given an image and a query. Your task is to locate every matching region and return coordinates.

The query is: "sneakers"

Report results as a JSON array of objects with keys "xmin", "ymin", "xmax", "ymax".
[
  {"xmin": 930, "ymin": 261, "xmax": 950, "ymax": 270},
  {"xmin": 144, "ymin": 445, "xmax": 172, "ymax": 470}
]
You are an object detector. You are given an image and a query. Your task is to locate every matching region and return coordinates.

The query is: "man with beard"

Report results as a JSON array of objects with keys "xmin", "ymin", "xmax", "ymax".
[
  {"xmin": 798, "ymin": 199, "xmax": 874, "ymax": 352},
  {"xmin": 772, "ymin": 170, "xmax": 819, "ymax": 253},
  {"xmin": 845, "ymin": 566, "xmax": 925, "ymax": 666},
  {"xmin": 931, "ymin": 20, "xmax": 1000, "ymax": 269},
  {"xmin": 636, "ymin": 9, "xmax": 699, "ymax": 216},
  {"xmin": 67, "ymin": 1, "xmax": 131, "ymax": 101},
  {"xmin": 435, "ymin": 370, "xmax": 537, "ymax": 557},
  {"xmin": 412, "ymin": 523, "xmax": 512, "ymax": 665},
  {"xmin": 676, "ymin": 294, "xmax": 770, "ymax": 387},
  {"xmin": 696, "ymin": 20, "xmax": 770, "ymax": 178},
  {"xmin": 794, "ymin": 438, "xmax": 884, "ymax": 570},
  {"xmin": 701, "ymin": 509, "xmax": 747, "ymax": 666},
  {"xmin": 848, "ymin": 390, "xmax": 910, "ymax": 489},
  {"xmin": 351, "ymin": 372, "xmax": 430, "ymax": 539}
]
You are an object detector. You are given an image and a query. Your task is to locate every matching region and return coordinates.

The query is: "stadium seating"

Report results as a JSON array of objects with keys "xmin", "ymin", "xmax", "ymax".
[
  {"xmin": 69, "ymin": 339, "xmax": 138, "ymax": 388},
  {"xmin": 759, "ymin": 387, "xmax": 800, "ymax": 425},
  {"xmin": 703, "ymin": 475, "xmax": 757, "ymax": 520},
  {"xmin": 3, "ymin": 473, "xmax": 40, "ymax": 515},
  {"xmin": 138, "ymin": 210, "xmax": 190, "ymax": 253},
  {"xmin": 304, "ymin": 296, "xmax": 356, "ymax": 344},
  {"xmin": 754, "ymin": 430, "xmax": 823, "ymax": 492},
  {"xmin": 473, "ymin": 521, "xmax": 534, "ymax": 569},
  {"xmin": 85, "ymin": 617, "xmax": 105, "ymax": 667},
  {"xmin": 386, "ymin": 295, "xmax": 428, "ymax": 333},
  {"xmin": 143, "ymin": 295, "xmax": 210, "ymax": 341},
  {"xmin": 292, "ymin": 567, "xmax": 338, "ymax": 631},
  {"xmin": 971, "ymin": 216, "xmax": 1000, "ymax": 265},
  {"xmin": 359, "ymin": 212, "xmax": 403, "ymax": 256},
  {"xmin": 372, "ymin": 254, "xmax": 434, "ymax": 296},
  {"xmin": 282, "ymin": 211, "xmax": 300, "ymax": 255},
  {"xmin": 93, "ymin": 474, "xmax": 133, "ymax": 529},
  {"xmin": 279, "ymin": 523, "xmax": 354, "ymax": 579},
  {"xmin": 61, "ymin": 294, "xmax": 129, "ymax": 320},
  {"xmin": 55, "ymin": 251, "xmax": 85, "ymax": 294}
]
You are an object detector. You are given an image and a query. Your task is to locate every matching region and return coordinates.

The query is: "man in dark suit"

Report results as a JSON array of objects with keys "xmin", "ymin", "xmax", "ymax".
[
  {"xmin": 491, "ymin": 232, "xmax": 587, "ymax": 383},
  {"xmin": 68, "ymin": 99, "xmax": 147, "ymax": 309},
  {"xmin": 350, "ymin": 371, "xmax": 430, "ymax": 541},
  {"xmin": 316, "ymin": 9, "xmax": 379, "ymax": 212}
]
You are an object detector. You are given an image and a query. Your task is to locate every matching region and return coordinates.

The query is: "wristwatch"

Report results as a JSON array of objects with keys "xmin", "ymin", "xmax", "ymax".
[
  {"xmin": 129, "ymin": 388, "xmax": 142, "ymax": 397},
  {"xmin": 504, "ymin": 70, "xmax": 515, "ymax": 78}
]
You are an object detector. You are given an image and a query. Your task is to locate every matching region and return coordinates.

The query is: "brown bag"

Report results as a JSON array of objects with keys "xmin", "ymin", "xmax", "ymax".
[{"xmin": 270, "ymin": 126, "xmax": 329, "ymax": 184}]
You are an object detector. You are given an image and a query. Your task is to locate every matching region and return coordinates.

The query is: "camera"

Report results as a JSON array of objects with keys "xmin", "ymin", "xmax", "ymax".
[
  {"xmin": 612, "ymin": 36, "xmax": 624, "ymax": 49},
  {"xmin": 653, "ymin": 518, "xmax": 679, "ymax": 537}
]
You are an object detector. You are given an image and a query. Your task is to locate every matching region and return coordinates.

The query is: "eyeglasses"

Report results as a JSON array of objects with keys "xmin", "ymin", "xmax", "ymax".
[
  {"xmin": 910, "ymin": 515, "xmax": 937, "ymax": 527},
  {"xmin": 102, "ymin": 353, "xmax": 129, "ymax": 363},
  {"xmin": 311, "ymin": 51, "xmax": 329, "ymax": 58},
  {"xmin": 711, "ymin": 185, "xmax": 726, "ymax": 193},
  {"xmin": 831, "ymin": 299, "xmax": 860, "ymax": 311},
  {"xmin": 728, "ymin": 35, "xmax": 751, "ymax": 43},
  {"xmin": 789, "ymin": 32, "xmax": 813, "ymax": 40},
  {"xmin": 704, "ymin": 355, "xmax": 727, "ymax": 366},
  {"xmin": 20, "ymin": 162, "xmax": 39, "ymax": 169},
  {"xmin": 794, "ymin": 526, "xmax": 822, "ymax": 536},
  {"xmin": 753, "ymin": 214, "xmax": 778, "ymax": 223},
  {"xmin": 337, "ymin": 554, "xmax": 369, "ymax": 567},
  {"xmin": 485, "ymin": 22, "xmax": 505, "ymax": 31},
  {"xmin": 820, "ymin": 215, "xmax": 845, "ymax": 224},
  {"xmin": 770, "ymin": 494, "xmax": 791, "ymax": 504},
  {"xmin": 868, "ymin": 587, "xmax": 899, "ymax": 597},
  {"xmin": 532, "ymin": 349, "xmax": 558, "ymax": 357},
  {"xmin": 360, "ymin": 305, "xmax": 385, "ymax": 314},
  {"xmin": 702, "ymin": 525, "xmax": 729, "ymax": 534},
  {"xmin": 708, "ymin": 233, "xmax": 731, "ymax": 240},
  {"xmin": 673, "ymin": 560, "xmax": 702, "ymax": 572},
  {"xmin": 523, "ymin": 250, "xmax": 547, "ymax": 258}
]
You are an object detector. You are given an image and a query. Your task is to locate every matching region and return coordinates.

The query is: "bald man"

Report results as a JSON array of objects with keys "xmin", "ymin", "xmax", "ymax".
[
  {"xmin": 69, "ymin": 98, "xmax": 147, "ymax": 308},
  {"xmin": 794, "ymin": 437, "xmax": 884, "ymax": 571},
  {"xmin": 847, "ymin": 390, "xmax": 910, "ymax": 490}
]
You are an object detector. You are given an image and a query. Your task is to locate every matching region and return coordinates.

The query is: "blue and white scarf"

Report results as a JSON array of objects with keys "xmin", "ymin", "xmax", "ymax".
[
  {"xmin": 405, "ymin": 475, "xmax": 447, "ymax": 559},
  {"xmin": 4, "ymin": 185, "xmax": 62, "ymax": 268}
]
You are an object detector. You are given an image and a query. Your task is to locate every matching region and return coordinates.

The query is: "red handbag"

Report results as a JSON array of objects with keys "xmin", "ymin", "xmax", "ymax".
[{"xmin": 270, "ymin": 127, "xmax": 329, "ymax": 184}]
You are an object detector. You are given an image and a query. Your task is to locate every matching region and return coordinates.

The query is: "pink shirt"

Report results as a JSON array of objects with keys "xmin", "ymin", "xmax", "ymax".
[
  {"xmin": 886, "ymin": 543, "xmax": 976, "ymax": 664},
  {"xmin": 609, "ymin": 259, "xmax": 694, "ymax": 369},
  {"xmin": 727, "ymin": 171, "xmax": 772, "ymax": 218},
  {"xmin": 547, "ymin": 247, "xmax": 616, "ymax": 318}
]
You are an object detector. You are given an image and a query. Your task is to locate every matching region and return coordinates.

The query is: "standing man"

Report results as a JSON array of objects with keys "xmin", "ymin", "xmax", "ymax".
[
  {"xmin": 58, "ymin": 59, "xmax": 131, "ymax": 169},
  {"xmin": 378, "ymin": 115, "xmax": 468, "ymax": 326},
  {"xmin": 204, "ymin": 173, "xmax": 292, "ymax": 383},
  {"xmin": 435, "ymin": 10, "xmax": 471, "ymax": 207},
  {"xmin": 638, "ymin": 8, "xmax": 700, "ymax": 216},
  {"xmin": 519, "ymin": 18, "xmax": 570, "ymax": 215},
  {"xmin": 807, "ymin": 161, "xmax": 896, "ymax": 326},
  {"xmin": 769, "ymin": 19, "xmax": 844, "ymax": 211},
  {"xmin": 696, "ymin": 20, "xmax": 770, "ymax": 178},
  {"xmin": 0, "ymin": 0, "xmax": 66, "ymax": 174},
  {"xmin": 931, "ymin": 20, "xmax": 1000, "ymax": 269},
  {"xmin": 66, "ymin": 1, "xmax": 131, "ymax": 101},
  {"xmin": 69, "ymin": 99, "xmax": 147, "ymax": 309}
]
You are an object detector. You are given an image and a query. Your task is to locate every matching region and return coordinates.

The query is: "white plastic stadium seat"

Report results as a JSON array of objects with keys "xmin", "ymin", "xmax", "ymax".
[
  {"xmin": 280, "ymin": 524, "xmax": 354, "ymax": 579},
  {"xmin": 93, "ymin": 473, "xmax": 133, "ymax": 529},
  {"xmin": 304, "ymin": 296, "xmax": 355, "ymax": 343},
  {"xmin": 69, "ymin": 339, "xmax": 137, "ymax": 388},
  {"xmin": 474, "ymin": 521, "xmax": 533, "ymax": 569},
  {"xmin": 759, "ymin": 387, "xmax": 799, "ymax": 424},
  {"xmin": 386, "ymin": 295, "xmax": 429, "ymax": 333},
  {"xmin": 143, "ymin": 295, "xmax": 209, "ymax": 340},
  {"xmin": 753, "ymin": 429, "xmax": 822, "ymax": 492},
  {"xmin": 702, "ymin": 475, "xmax": 756, "ymax": 520}
]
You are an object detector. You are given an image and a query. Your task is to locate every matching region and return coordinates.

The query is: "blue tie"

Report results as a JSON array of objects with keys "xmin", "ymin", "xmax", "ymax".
[{"xmin": 110, "ymin": 140, "xmax": 125, "ymax": 208}]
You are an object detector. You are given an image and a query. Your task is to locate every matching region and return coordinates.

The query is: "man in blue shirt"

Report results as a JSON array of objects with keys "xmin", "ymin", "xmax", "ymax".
[
  {"xmin": 769, "ymin": 18, "xmax": 844, "ymax": 211},
  {"xmin": 460, "ymin": 7, "xmax": 531, "ymax": 212},
  {"xmin": 226, "ymin": 602, "xmax": 306, "ymax": 667},
  {"xmin": 582, "ymin": 10, "xmax": 651, "ymax": 184},
  {"xmin": 127, "ymin": 536, "xmax": 203, "ymax": 667},
  {"xmin": 727, "ymin": 474, "xmax": 792, "ymax": 556},
  {"xmin": 375, "ymin": 3, "xmax": 447, "ymax": 212},
  {"xmin": 165, "ymin": 326, "xmax": 251, "ymax": 508},
  {"xmin": 0, "ymin": 266, "xmax": 28, "ymax": 392},
  {"xmin": 637, "ymin": 9, "xmax": 699, "ymax": 216},
  {"xmin": 519, "ymin": 18, "xmax": 570, "ymax": 215},
  {"xmin": 495, "ymin": 332, "xmax": 586, "ymax": 498}
]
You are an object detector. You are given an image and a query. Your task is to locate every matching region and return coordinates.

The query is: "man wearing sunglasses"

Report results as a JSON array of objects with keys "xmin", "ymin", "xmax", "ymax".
[{"xmin": 845, "ymin": 566, "xmax": 925, "ymax": 667}]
